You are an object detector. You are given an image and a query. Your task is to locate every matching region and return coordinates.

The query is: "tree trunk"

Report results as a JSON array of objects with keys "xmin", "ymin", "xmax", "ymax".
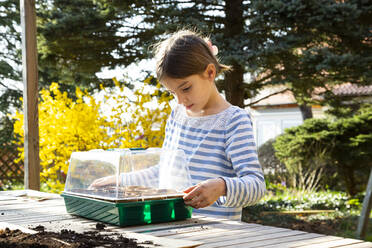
[
  {"xmin": 223, "ymin": 0, "xmax": 245, "ymax": 107},
  {"xmin": 342, "ymin": 165, "xmax": 357, "ymax": 196},
  {"xmin": 224, "ymin": 62, "xmax": 245, "ymax": 107},
  {"xmin": 299, "ymin": 103, "xmax": 313, "ymax": 120}
]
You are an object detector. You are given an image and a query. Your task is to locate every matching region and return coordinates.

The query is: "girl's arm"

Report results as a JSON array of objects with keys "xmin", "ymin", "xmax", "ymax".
[
  {"xmin": 89, "ymin": 165, "xmax": 159, "ymax": 188},
  {"xmin": 120, "ymin": 165, "xmax": 160, "ymax": 187},
  {"xmin": 216, "ymin": 109, "xmax": 266, "ymax": 208}
]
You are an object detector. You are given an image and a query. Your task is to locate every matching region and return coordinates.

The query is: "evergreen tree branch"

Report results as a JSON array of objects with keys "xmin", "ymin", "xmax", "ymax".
[{"xmin": 244, "ymin": 88, "xmax": 290, "ymax": 107}]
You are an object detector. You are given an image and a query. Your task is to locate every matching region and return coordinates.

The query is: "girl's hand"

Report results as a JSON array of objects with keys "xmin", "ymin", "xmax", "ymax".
[
  {"xmin": 183, "ymin": 178, "xmax": 226, "ymax": 209},
  {"xmin": 88, "ymin": 175, "xmax": 117, "ymax": 189}
]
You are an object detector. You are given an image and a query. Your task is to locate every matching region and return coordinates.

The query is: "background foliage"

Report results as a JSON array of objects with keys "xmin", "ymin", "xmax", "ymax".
[
  {"xmin": 247, "ymin": 0, "xmax": 372, "ymax": 119},
  {"xmin": 12, "ymin": 78, "xmax": 172, "ymax": 192},
  {"xmin": 1, "ymin": 0, "xmax": 371, "ymax": 139},
  {"xmin": 21, "ymin": 0, "xmax": 372, "ymax": 112},
  {"xmin": 258, "ymin": 138, "xmax": 288, "ymax": 184},
  {"xmin": 273, "ymin": 104, "xmax": 372, "ymax": 195}
]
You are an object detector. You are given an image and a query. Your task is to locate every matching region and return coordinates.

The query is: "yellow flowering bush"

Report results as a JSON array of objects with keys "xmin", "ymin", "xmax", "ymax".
[
  {"xmin": 13, "ymin": 77, "xmax": 172, "ymax": 192},
  {"xmin": 106, "ymin": 76, "xmax": 173, "ymax": 148}
]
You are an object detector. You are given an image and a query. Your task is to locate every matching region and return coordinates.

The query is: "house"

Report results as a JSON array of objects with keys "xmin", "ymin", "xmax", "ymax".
[{"xmin": 248, "ymin": 83, "xmax": 372, "ymax": 147}]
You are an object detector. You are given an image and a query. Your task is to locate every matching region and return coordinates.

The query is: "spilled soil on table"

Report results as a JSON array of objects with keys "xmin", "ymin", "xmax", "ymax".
[{"xmin": 0, "ymin": 224, "xmax": 152, "ymax": 248}]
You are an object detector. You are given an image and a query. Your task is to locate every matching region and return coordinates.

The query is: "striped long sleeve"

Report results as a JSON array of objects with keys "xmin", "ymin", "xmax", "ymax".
[
  {"xmin": 120, "ymin": 166, "xmax": 159, "ymax": 187},
  {"xmin": 219, "ymin": 110, "xmax": 266, "ymax": 208}
]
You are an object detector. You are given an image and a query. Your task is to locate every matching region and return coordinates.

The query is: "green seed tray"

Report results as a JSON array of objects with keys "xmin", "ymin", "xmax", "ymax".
[{"xmin": 61, "ymin": 193, "xmax": 193, "ymax": 226}]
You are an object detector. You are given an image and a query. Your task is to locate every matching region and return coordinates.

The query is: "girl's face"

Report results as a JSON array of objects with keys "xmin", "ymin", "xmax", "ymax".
[{"xmin": 161, "ymin": 64, "xmax": 218, "ymax": 117}]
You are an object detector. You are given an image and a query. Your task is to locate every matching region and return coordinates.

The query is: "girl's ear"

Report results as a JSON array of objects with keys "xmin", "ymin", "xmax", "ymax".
[{"xmin": 204, "ymin": 63, "xmax": 216, "ymax": 81}]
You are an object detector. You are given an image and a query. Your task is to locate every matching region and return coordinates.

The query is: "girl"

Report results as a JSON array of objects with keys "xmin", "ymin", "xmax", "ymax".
[{"xmin": 154, "ymin": 30, "xmax": 265, "ymax": 220}]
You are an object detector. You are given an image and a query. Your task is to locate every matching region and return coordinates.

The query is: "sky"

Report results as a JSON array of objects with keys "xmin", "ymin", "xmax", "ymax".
[
  {"xmin": 94, "ymin": 59, "xmax": 177, "ymax": 119},
  {"xmin": 96, "ymin": 59, "xmax": 155, "ymax": 82}
]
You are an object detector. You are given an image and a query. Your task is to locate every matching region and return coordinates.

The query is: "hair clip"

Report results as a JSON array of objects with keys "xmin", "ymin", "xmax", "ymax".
[{"xmin": 206, "ymin": 40, "xmax": 218, "ymax": 56}]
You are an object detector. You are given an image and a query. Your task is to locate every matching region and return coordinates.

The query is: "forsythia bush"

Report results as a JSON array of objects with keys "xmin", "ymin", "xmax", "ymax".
[
  {"xmin": 13, "ymin": 77, "xmax": 172, "ymax": 192},
  {"xmin": 106, "ymin": 76, "xmax": 173, "ymax": 148}
]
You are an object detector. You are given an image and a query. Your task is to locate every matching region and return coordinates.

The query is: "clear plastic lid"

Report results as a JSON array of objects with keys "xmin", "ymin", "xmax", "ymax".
[{"xmin": 64, "ymin": 148, "xmax": 192, "ymax": 202}]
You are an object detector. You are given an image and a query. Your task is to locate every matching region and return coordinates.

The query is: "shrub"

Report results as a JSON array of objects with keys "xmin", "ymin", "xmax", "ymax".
[
  {"xmin": 274, "ymin": 104, "xmax": 372, "ymax": 195},
  {"xmin": 245, "ymin": 182, "xmax": 362, "ymax": 213},
  {"xmin": 258, "ymin": 138, "xmax": 288, "ymax": 184}
]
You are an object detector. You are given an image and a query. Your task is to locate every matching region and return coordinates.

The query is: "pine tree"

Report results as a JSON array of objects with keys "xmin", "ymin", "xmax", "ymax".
[
  {"xmin": 247, "ymin": 0, "xmax": 372, "ymax": 119},
  {"xmin": 37, "ymin": 0, "xmax": 250, "ymax": 106}
]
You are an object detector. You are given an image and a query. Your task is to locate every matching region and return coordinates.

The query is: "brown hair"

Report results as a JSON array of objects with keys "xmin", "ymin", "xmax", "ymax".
[{"xmin": 153, "ymin": 30, "xmax": 231, "ymax": 81}]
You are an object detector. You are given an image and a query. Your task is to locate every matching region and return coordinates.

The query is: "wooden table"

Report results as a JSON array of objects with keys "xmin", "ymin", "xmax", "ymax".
[{"xmin": 1, "ymin": 190, "xmax": 371, "ymax": 248}]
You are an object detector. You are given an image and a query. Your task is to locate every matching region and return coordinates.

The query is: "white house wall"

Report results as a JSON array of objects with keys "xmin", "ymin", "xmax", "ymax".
[{"xmin": 249, "ymin": 107, "xmax": 303, "ymax": 148}]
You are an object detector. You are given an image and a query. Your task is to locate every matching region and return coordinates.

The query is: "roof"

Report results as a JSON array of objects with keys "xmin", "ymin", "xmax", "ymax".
[
  {"xmin": 250, "ymin": 83, "xmax": 372, "ymax": 107},
  {"xmin": 250, "ymin": 87, "xmax": 296, "ymax": 107},
  {"xmin": 332, "ymin": 83, "xmax": 372, "ymax": 96}
]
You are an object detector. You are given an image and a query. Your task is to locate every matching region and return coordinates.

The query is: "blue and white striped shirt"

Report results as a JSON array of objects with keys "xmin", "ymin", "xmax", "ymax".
[{"xmin": 162, "ymin": 104, "xmax": 265, "ymax": 220}]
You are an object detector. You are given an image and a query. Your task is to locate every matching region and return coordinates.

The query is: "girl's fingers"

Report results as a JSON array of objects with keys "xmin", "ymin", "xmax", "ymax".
[
  {"xmin": 197, "ymin": 200, "xmax": 207, "ymax": 209},
  {"xmin": 94, "ymin": 178, "xmax": 105, "ymax": 186},
  {"xmin": 183, "ymin": 194, "xmax": 198, "ymax": 204},
  {"xmin": 183, "ymin": 185, "xmax": 196, "ymax": 194},
  {"xmin": 183, "ymin": 185, "xmax": 199, "ymax": 200},
  {"xmin": 192, "ymin": 198, "xmax": 209, "ymax": 209},
  {"xmin": 194, "ymin": 198, "xmax": 203, "ymax": 209},
  {"xmin": 89, "ymin": 176, "xmax": 113, "ymax": 188},
  {"xmin": 185, "ymin": 195, "xmax": 201, "ymax": 208},
  {"xmin": 183, "ymin": 183, "xmax": 212, "ymax": 208}
]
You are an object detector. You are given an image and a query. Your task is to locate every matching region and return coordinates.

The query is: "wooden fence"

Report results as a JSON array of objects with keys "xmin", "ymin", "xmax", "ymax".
[{"xmin": 0, "ymin": 144, "xmax": 23, "ymax": 184}]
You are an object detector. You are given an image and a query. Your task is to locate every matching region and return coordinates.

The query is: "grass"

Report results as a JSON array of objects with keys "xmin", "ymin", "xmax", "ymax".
[{"xmin": 242, "ymin": 183, "xmax": 372, "ymax": 242}]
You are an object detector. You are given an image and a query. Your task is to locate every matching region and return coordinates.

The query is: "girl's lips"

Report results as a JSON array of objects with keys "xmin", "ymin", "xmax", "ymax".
[{"xmin": 186, "ymin": 104, "xmax": 193, "ymax": 109}]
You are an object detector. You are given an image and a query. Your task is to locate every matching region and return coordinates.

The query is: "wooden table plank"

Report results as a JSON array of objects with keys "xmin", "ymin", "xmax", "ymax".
[
  {"xmin": 224, "ymin": 233, "xmax": 324, "ymax": 248},
  {"xmin": 197, "ymin": 229, "xmax": 306, "ymax": 248},
  {"xmin": 2, "ymin": 215, "xmax": 77, "ymax": 225},
  {"xmin": 298, "ymin": 238, "xmax": 366, "ymax": 248},
  {"xmin": 119, "ymin": 216, "xmax": 217, "ymax": 233},
  {"xmin": 122, "ymin": 231, "xmax": 203, "ymax": 248},
  {"xmin": 0, "ymin": 190, "xmax": 59, "ymax": 197},
  {"xmin": 0, "ymin": 199, "xmax": 64, "ymax": 208},
  {"xmin": 0, "ymin": 199, "xmax": 65, "ymax": 210},
  {"xmin": 344, "ymin": 243, "xmax": 372, "ymax": 248},
  {"xmin": 167, "ymin": 225, "xmax": 282, "ymax": 241},
  {"xmin": 264, "ymin": 236, "xmax": 343, "ymax": 248},
  {"xmin": 150, "ymin": 222, "xmax": 263, "ymax": 238},
  {"xmin": 1, "ymin": 206, "xmax": 67, "ymax": 218},
  {"xmin": 148, "ymin": 219, "xmax": 262, "ymax": 236},
  {"xmin": 148, "ymin": 223, "xmax": 231, "ymax": 237}
]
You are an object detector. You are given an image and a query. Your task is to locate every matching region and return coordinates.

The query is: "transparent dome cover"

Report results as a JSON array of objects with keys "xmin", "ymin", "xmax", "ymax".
[{"xmin": 64, "ymin": 148, "xmax": 192, "ymax": 202}]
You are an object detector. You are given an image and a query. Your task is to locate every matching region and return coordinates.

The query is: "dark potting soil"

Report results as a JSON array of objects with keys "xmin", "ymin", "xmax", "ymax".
[{"xmin": 0, "ymin": 227, "xmax": 150, "ymax": 248}]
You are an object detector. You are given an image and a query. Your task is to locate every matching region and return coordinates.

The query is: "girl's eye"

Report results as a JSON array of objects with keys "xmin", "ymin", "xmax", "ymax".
[{"xmin": 182, "ymin": 86, "xmax": 191, "ymax": 92}]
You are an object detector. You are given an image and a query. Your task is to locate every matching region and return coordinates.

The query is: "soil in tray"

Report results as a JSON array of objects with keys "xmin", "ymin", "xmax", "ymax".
[{"xmin": 0, "ymin": 226, "xmax": 151, "ymax": 248}]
